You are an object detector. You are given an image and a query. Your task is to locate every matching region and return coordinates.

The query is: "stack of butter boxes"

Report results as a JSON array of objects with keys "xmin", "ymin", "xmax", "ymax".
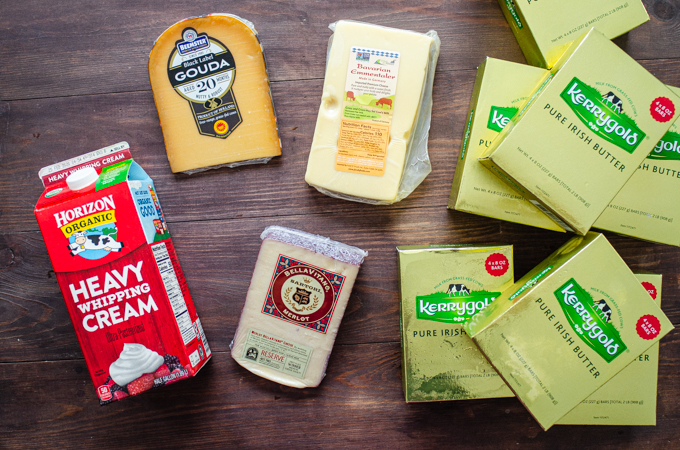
[
  {"xmin": 435, "ymin": 0, "xmax": 678, "ymax": 430},
  {"xmin": 398, "ymin": 233, "xmax": 672, "ymax": 429},
  {"xmin": 450, "ymin": 2, "xmax": 680, "ymax": 245}
]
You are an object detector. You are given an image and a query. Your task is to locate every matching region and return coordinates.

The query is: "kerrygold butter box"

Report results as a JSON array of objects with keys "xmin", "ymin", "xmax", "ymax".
[
  {"xmin": 464, "ymin": 232, "xmax": 673, "ymax": 430},
  {"xmin": 498, "ymin": 0, "xmax": 648, "ymax": 68},
  {"xmin": 449, "ymin": 57, "xmax": 563, "ymax": 232},
  {"xmin": 397, "ymin": 245, "xmax": 514, "ymax": 402},
  {"xmin": 558, "ymin": 273, "xmax": 662, "ymax": 426},
  {"xmin": 479, "ymin": 29, "xmax": 680, "ymax": 235},
  {"xmin": 594, "ymin": 87, "xmax": 680, "ymax": 246}
]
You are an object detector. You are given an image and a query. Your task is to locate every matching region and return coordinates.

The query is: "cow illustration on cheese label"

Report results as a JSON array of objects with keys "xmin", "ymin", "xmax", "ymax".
[
  {"xmin": 555, "ymin": 278, "xmax": 627, "ymax": 363},
  {"xmin": 262, "ymin": 255, "xmax": 346, "ymax": 334},
  {"xmin": 416, "ymin": 284, "xmax": 501, "ymax": 324},
  {"xmin": 167, "ymin": 27, "xmax": 242, "ymax": 138},
  {"xmin": 334, "ymin": 46, "xmax": 401, "ymax": 177}
]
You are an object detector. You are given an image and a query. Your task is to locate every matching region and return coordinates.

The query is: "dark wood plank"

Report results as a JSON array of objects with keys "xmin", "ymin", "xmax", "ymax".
[
  {"xmin": 1, "ymin": 343, "xmax": 679, "ymax": 449},
  {"xmin": 0, "ymin": 0, "xmax": 521, "ymax": 101},
  {"xmin": 2, "ymin": 1, "xmax": 679, "ymax": 101},
  {"xmin": 2, "ymin": 207, "xmax": 678, "ymax": 363}
]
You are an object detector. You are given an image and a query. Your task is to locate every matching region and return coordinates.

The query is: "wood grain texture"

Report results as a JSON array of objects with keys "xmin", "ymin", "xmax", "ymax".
[
  {"xmin": 1, "ymin": 0, "xmax": 680, "ymax": 447},
  {"xmin": 1, "ymin": 343, "xmax": 680, "ymax": 449}
]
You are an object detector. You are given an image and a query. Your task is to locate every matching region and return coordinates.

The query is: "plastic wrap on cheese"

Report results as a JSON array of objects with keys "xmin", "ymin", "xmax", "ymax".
[
  {"xmin": 230, "ymin": 226, "xmax": 367, "ymax": 388},
  {"xmin": 305, "ymin": 20, "xmax": 441, "ymax": 204}
]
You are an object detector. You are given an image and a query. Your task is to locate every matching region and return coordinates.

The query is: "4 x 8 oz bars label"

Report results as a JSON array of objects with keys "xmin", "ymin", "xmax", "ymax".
[
  {"xmin": 167, "ymin": 27, "xmax": 242, "ymax": 138},
  {"xmin": 335, "ymin": 46, "xmax": 401, "ymax": 176},
  {"xmin": 555, "ymin": 278, "xmax": 627, "ymax": 363},
  {"xmin": 261, "ymin": 255, "xmax": 346, "ymax": 334},
  {"xmin": 242, "ymin": 328, "xmax": 312, "ymax": 379},
  {"xmin": 560, "ymin": 77, "xmax": 645, "ymax": 154}
]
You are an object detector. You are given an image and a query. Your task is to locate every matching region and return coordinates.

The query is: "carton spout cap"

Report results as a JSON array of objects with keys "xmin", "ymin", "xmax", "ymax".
[{"xmin": 67, "ymin": 167, "xmax": 98, "ymax": 191}]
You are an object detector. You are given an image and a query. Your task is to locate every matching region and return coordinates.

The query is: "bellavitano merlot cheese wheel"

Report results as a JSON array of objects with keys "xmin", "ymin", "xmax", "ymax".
[
  {"xmin": 149, "ymin": 14, "xmax": 281, "ymax": 174},
  {"xmin": 231, "ymin": 226, "xmax": 367, "ymax": 388}
]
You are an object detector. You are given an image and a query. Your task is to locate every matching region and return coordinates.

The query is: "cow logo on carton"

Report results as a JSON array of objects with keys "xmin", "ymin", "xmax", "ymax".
[{"xmin": 55, "ymin": 194, "xmax": 125, "ymax": 261}]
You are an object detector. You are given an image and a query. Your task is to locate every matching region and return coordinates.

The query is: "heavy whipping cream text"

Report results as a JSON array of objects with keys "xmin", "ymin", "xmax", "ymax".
[{"xmin": 68, "ymin": 261, "xmax": 159, "ymax": 332}]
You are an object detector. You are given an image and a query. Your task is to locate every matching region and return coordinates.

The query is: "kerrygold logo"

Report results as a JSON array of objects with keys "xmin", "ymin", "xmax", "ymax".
[
  {"xmin": 561, "ymin": 77, "xmax": 646, "ymax": 154},
  {"xmin": 555, "ymin": 278, "xmax": 627, "ymax": 363},
  {"xmin": 416, "ymin": 289, "xmax": 500, "ymax": 323},
  {"xmin": 648, "ymin": 130, "xmax": 680, "ymax": 161},
  {"xmin": 487, "ymin": 106, "xmax": 518, "ymax": 133}
]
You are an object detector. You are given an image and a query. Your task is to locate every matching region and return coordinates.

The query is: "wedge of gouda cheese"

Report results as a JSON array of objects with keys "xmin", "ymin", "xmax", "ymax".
[
  {"xmin": 231, "ymin": 226, "xmax": 367, "ymax": 388},
  {"xmin": 149, "ymin": 14, "xmax": 281, "ymax": 173},
  {"xmin": 305, "ymin": 20, "xmax": 438, "ymax": 203}
]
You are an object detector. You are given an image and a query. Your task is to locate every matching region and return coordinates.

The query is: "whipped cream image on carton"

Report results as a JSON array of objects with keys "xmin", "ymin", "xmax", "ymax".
[
  {"xmin": 558, "ymin": 273, "xmax": 662, "ymax": 426},
  {"xmin": 594, "ymin": 87, "xmax": 680, "ymax": 246},
  {"xmin": 398, "ymin": 244, "xmax": 514, "ymax": 402},
  {"xmin": 478, "ymin": 29, "xmax": 680, "ymax": 235},
  {"xmin": 464, "ymin": 232, "xmax": 673, "ymax": 430},
  {"xmin": 448, "ymin": 57, "xmax": 564, "ymax": 232},
  {"xmin": 498, "ymin": 0, "xmax": 649, "ymax": 68},
  {"xmin": 35, "ymin": 142, "xmax": 211, "ymax": 404}
]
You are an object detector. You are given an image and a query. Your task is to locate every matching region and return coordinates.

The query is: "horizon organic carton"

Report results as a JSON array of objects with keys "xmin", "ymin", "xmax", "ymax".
[
  {"xmin": 479, "ymin": 29, "xmax": 680, "ymax": 235},
  {"xmin": 398, "ymin": 244, "xmax": 514, "ymax": 402},
  {"xmin": 558, "ymin": 272, "xmax": 662, "ymax": 426},
  {"xmin": 498, "ymin": 0, "xmax": 649, "ymax": 68},
  {"xmin": 448, "ymin": 57, "xmax": 564, "ymax": 232},
  {"xmin": 594, "ymin": 86, "xmax": 680, "ymax": 246},
  {"xmin": 464, "ymin": 232, "xmax": 673, "ymax": 430},
  {"xmin": 35, "ymin": 142, "xmax": 211, "ymax": 405}
]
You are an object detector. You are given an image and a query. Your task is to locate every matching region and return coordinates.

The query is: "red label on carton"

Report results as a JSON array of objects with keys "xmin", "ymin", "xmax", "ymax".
[{"xmin": 35, "ymin": 142, "xmax": 211, "ymax": 405}]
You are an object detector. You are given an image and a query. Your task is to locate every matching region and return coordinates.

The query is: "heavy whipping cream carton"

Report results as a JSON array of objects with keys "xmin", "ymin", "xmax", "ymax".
[
  {"xmin": 35, "ymin": 142, "xmax": 211, "ymax": 405},
  {"xmin": 464, "ymin": 232, "xmax": 673, "ymax": 430},
  {"xmin": 594, "ymin": 87, "xmax": 680, "ymax": 246},
  {"xmin": 448, "ymin": 57, "xmax": 564, "ymax": 232},
  {"xmin": 498, "ymin": 0, "xmax": 648, "ymax": 68},
  {"xmin": 479, "ymin": 29, "xmax": 680, "ymax": 235},
  {"xmin": 558, "ymin": 273, "xmax": 662, "ymax": 426},
  {"xmin": 397, "ymin": 244, "xmax": 514, "ymax": 402}
]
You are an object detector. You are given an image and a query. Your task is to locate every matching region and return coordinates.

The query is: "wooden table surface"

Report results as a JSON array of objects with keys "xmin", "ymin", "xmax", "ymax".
[{"xmin": 2, "ymin": 1, "xmax": 680, "ymax": 448}]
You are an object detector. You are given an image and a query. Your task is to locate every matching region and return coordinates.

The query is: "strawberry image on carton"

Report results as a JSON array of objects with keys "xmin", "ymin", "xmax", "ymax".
[{"xmin": 35, "ymin": 142, "xmax": 211, "ymax": 405}]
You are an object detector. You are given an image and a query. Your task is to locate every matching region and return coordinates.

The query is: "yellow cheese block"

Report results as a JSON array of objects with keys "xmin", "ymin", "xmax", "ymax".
[
  {"xmin": 149, "ymin": 14, "xmax": 281, "ymax": 173},
  {"xmin": 231, "ymin": 226, "xmax": 366, "ymax": 388},
  {"xmin": 305, "ymin": 21, "xmax": 438, "ymax": 203}
]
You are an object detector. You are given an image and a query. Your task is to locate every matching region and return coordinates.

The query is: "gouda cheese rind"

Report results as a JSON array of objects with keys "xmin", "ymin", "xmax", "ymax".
[{"xmin": 149, "ymin": 14, "xmax": 281, "ymax": 173}]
